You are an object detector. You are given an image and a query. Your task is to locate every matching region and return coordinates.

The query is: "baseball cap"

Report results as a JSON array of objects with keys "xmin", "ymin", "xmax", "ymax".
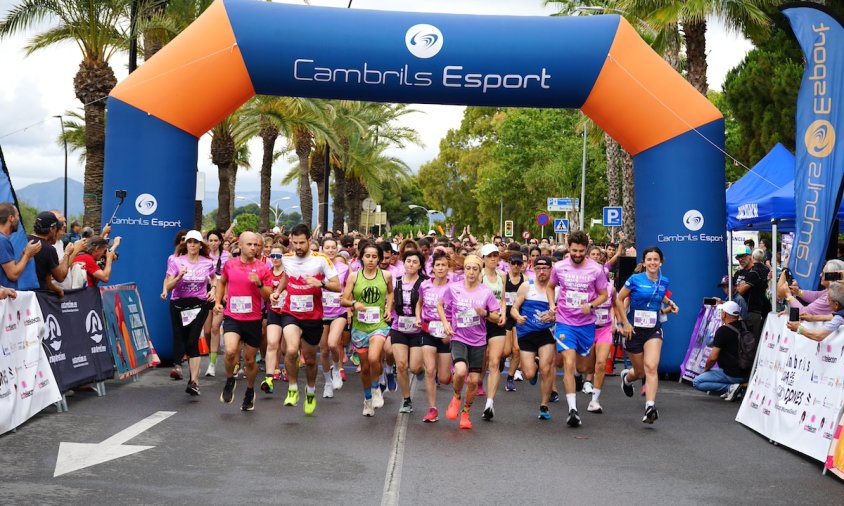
[
  {"xmin": 509, "ymin": 252, "xmax": 524, "ymax": 264},
  {"xmin": 427, "ymin": 230, "xmax": 436, "ymax": 236},
  {"xmin": 480, "ymin": 243, "xmax": 499, "ymax": 257},
  {"xmin": 184, "ymin": 230, "xmax": 204, "ymax": 243},
  {"xmin": 533, "ymin": 256, "xmax": 552, "ymax": 268},
  {"xmin": 717, "ymin": 275, "xmax": 729, "ymax": 287},
  {"xmin": 34, "ymin": 211, "xmax": 59, "ymax": 230},
  {"xmin": 391, "ymin": 243, "xmax": 399, "ymax": 253},
  {"xmin": 735, "ymin": 246, "xmax": 752, "ymax": 258},
  {"xmin": 718, "ymin": 300, "xmax": 741, "ymax": 316}
]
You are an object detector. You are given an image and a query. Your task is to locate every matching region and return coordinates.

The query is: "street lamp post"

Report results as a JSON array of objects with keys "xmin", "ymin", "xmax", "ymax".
[
  {"xmin": 53, "ymin": 115, "xmax": 68, "ymax": 219},
  {"xmin": 408, "ymin": 204, "xmax": 442, "ymax": 228}
]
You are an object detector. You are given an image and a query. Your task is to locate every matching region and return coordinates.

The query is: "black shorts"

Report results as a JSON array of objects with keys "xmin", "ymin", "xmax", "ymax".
[
  {"xmin": 451, "ymin": 341, "xmax": 487, "ymax": 373},
  {"xmin": 280, "ymin": 314, "xmax": 323, "ymax": 346},
  {"xmin": 169, "ymin": 298, "xmax": 211, "ymax": 360},
  {"xmin": 486, "ymin": 321, "xmax": 506, "ymax": 340},
  {"xmin": 222, "ymin": 316, "xmax": 262, "ymax": 349},
  {"xmin": 517, "ymin": 329, "xmax": 555, "ymax": 354},
  {"xmin": 625, "ymin": 327, "xmax": 663, "ymax": 354},
  {"xmin": 420, "ymin": 332, "xmax": 451, "ymax": 354},
  {"xmin": 504, "ymin": 306, "xmax": 517, "ymax": 330},
  {"xmin": 267, "ymin": 310, "xmax": 284, "ymax": 327},
  {"xmin": 390, "ymin": 329, "xmax": 422, "ymax": 347},
  {"xmin": 323, "ymin": 314, "xmax": 347, "ymax": 325}
]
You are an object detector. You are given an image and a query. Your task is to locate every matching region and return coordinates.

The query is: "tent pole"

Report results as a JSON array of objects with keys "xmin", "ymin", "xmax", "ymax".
[
  {"xmin": 728, "ymin": 230, "xmax": 733, "ymax": 301},
  {"xmin": 771, "ymin": 220, "xmax": 778, "ymax": 305}
]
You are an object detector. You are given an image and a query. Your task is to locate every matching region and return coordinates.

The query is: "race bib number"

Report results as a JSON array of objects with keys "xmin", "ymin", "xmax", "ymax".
[
  {"xmin": 457, "ymin": 309, "xmax": 481, "ymax": 329},
  {"xmin": 428, "ymin": 321, "xmax": 446, "ymax": 338},
  {"xmin": 180, "ymin": 307, "xmax": 201, "ymax": 326},
  {"xmin": 357, "ymin": 306, "xmax": 381, "ymax": 324},
  {"xmin": 290, "ymin": 294, "xmax": 314, "ymax": 313},
  {"xmin": 565, "ymin": 291, "xmax": 587, "ymax": 309},
  {"xmin": 398, "ymin": 316, "xmax": 416, "ymax": 332},
  {"xmin": 595, "ymin": 308, "xmax": 610, "ymax": 326},
  {"xmin": 230, "ymin": 296, "xmax": 252, "ymax": 314},
  {"xmin": 322, "ymin": 291, "xmax": 341, "ymax": 308},
  {"xmin": 505, "ymin": 292, "xmax": 517, "ymax": 306},
  {"xmin": 271, "ymin": 293, "xmax": 285, "ymax": 309},
  {"xmin": 634, "ymin": 310, "xmax": 658, "ymax": 329}
]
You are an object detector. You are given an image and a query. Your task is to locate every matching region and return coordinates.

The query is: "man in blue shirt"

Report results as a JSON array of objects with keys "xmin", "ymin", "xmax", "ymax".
[{"xmin": 0, "ymin": 202, "xmax": 41, "ymax": 288}]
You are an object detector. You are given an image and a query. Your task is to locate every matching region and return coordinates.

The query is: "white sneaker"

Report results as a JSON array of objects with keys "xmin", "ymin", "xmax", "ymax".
[
  {"xmin": 205, "ymin": 363, "xmax": 216, "ymax": 377},
  {"xmin": 582, "ymin": 381, "xmax": 594, "ymax": 395},
  {"xmin": 332, "ymin": 367, "xmax": 343, "ymax": 390},
  {"xmin": 587, "ymin": 399, "xmax": 603, "ymax": 413},
  {"xmin": 323, "ymin": 381, "xmax": 334, "ymax": 398},
  {"xmin": 362, "ymin": 399, "xmax": 375, "ymax": 417},
  {"xmin": 514, "ymin": 370, "xmax": 524, "ymax": 382},
  {"xmin": 372, "ymin": 388, "xmax": 384, "ymax": 409}
]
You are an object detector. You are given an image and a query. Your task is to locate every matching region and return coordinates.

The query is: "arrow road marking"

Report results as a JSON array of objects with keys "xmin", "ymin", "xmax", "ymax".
[{"xmin": 54, "ymin": 411, "xmax": 176, "ymax": 477}]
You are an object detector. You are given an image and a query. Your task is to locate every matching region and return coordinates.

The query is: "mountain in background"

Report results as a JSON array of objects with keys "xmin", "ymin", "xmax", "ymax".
[{"xmin": 17, "ymin": 177, "xmax": 84, "ymax": 217}]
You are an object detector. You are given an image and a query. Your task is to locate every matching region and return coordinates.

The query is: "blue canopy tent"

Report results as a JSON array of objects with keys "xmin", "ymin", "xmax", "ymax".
[{"xmin": 726, "ymin": 143, "xmax": 795, "ymax": 231}]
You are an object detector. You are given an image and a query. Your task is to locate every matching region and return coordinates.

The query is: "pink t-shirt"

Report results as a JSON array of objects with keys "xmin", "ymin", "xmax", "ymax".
[
  {"xmin": 167, "ymin": 255, "xmax": 215, "ymax": 300},
  {"xmin": 550, "ymin": 257, "xmax": 608, "ymax": 326},
  {"xmin": 209, "ymin": 250, "xmax": 230, "ymax": 278},
  {"xmin": 441, "ymin": 282, "xmax": 500, "ymax": 347},
  {"xmin": 322, "ymin": 260, "xmax": 349, "ymax": 319},
  {"xmin": 222, "ymin": 257, "xmax": 273, "ymax": 321},
  {"xmin": 387, "ymin": 261, "xmax": 405, "ymax": 280},
  {"xmin": 419, "ymin": 279, "xmax": 449, "ymax": 322},
  {"xmin": 391, "ymin": 275, "xmax": 422, "ymax": 333}
]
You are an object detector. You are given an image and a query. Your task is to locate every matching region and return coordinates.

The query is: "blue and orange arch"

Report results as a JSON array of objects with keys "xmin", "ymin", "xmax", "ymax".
[{"xmin": 103, "ymin": 0, "xmax": 725, "ymax": 371}]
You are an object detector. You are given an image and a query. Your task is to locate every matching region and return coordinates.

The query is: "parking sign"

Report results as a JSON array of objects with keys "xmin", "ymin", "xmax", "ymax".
[{"xmin": 602, "ymin": 207, "xmax": 622, "ymax": 227}]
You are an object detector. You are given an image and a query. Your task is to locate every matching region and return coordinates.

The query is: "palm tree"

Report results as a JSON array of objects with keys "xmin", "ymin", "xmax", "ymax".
[
  {"xmin": 0, "ymin": 0, "xmax": 130, "ymax": 228},
  {"xmin": 209, "ymin": 111, "xmax": 259, "ymax": 230}
]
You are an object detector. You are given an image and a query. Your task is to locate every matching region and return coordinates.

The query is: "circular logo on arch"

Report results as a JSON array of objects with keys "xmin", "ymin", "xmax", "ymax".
[
  {"xmin": 683, "ymin": 210, "xmax": 704, "ymax": 231},
  {"xmin": 405, "ymin": 24, "xmax": 443, "ymax": 59},
  {"xmin": 135, "ymin": 193, "xmax": 158, "ymax": 215},
  {"xmin": 804, "ymin": 119, "xmax": 835, "ymax": 158}
]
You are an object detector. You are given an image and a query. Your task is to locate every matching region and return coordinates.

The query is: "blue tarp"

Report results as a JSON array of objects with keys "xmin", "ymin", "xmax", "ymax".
[{"xmin": 0, "ymin": 145, "xmax": 38, "ymax": 289}]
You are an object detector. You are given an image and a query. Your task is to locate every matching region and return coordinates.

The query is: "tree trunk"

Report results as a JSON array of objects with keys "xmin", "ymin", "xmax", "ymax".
[
  {"xmin": 228, "ymin": 162, "xmax": 237, "ymax": 220},
  {"xmin": 310, "ymin": 145, "xmax": 326, "ymax": 229},
  {"xmin": 74, "ymin": 61, "xmax": 117, "ymax": 230},
  {"xmin": 332, "ymin": 165, "xmax": 346, "ymax": 232},
  {"xmin": 141, "ymin": 0, "xmax": 169, "ymax": 61},
  {"xmin": 259, "ymin": 124, "xmax": 278, "ymax": 230},
  {"xmin": 604, "ymin": 132, "xmax": 621, "ymax": 208},
  {"xmin": 194, "ymin": 199, "xmax": 203, "ymax": 230},
  {"xmin": 621, "ymin": 150, "xmax": 636, "ymax": 245},
  {"xmin": 345, "ymin": 177, "xmax": 364, "ymax": 232},
  {"xmin": 682, "ymin": 19, "xmax": 708, "ymax": 95},
  {"xmin": 662, "ymin": 22, "xmax": 681, "ymax": 72},
  {"xmin": 295, "ymin": 129, "xmax": 314, "ymax": 227},
  {"xmin": 211, "ymin": 130, "xmax": 235, "ymax": 230}
]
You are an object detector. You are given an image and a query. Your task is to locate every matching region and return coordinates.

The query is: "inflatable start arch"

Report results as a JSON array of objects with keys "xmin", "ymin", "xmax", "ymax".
[{"xmin": 103, "ymin": 0, "xmax": 726, "ymax": 372}]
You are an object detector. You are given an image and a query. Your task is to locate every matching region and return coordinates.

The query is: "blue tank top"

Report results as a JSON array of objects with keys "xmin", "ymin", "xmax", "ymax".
[{"xmin": 516, "ymin": 279, "xmax": 554, "ymax": 337}]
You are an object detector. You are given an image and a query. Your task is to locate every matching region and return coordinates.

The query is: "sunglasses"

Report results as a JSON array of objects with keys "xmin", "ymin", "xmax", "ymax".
[
  {"xmin": 510, "ymin": 261, "xmax": 523, "ymax": 266},
  {"xmin": 269, "ymin": 253, "xmax": 283, "ymax": 259}
]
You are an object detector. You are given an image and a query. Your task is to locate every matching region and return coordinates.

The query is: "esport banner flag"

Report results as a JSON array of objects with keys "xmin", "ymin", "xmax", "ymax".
[
  {"xmin": 783, "ymin": 4, "xmax": 844, "ymax": 289},
  {"xmin": 680, "ymin": 304, "xmax": 724, "ymax": 382},
  {"xmin": 0, "ymin": 146, "xmax": 38, "ymax": 290}
]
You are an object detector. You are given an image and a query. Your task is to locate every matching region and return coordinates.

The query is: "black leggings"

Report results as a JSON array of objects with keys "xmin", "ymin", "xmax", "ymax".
[{"xmin": 169, "ymin": 298, "xmax": 212, "ymax": 363}]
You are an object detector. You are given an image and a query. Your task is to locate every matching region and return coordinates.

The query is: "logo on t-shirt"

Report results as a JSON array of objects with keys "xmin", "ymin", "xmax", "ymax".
[{"xmin": 360, "ymin": 286, "xmax": 381, "ymax": 304}]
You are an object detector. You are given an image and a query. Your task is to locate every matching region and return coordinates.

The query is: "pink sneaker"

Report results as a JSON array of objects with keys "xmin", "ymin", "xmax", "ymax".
[
  {"xmin": 423, "ymin": 407, "xmax": 439, "ymax": 423},
  {"xmin": 477, "ymin": 384, "xmax": 486, "ymax": 397}
]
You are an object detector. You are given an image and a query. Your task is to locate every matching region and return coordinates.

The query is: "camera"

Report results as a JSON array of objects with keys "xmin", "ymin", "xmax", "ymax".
[
  {"xmin": 789, "ymin": 307, "xmax": 800, "ymax": 322},
  {"xmin": 823, "ymin": 271, "xmax": 842, "ymax": 281},
  {"xmin": 783, "ymin": 267, "xmax": 794, "ymax": 285},
  {"xmin": 115, "ymin": 190, "xmax": 127, "ymax": 199},
  {"xmin": 703, "ymin": 297, "xmax": 718, "ymax": 306}
]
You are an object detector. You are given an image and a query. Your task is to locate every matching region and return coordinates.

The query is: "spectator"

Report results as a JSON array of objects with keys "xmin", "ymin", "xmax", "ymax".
[
  {"xmin": 27, "ymin": 211, "xmax": 86, "ymax": 295},
  {"xmin": 64, "ymin": 220, "xmax": 82, "ymax": 243},
  {"xmin": 73, "ymin": 236, "xmax": 121, "ymax": 288},
  {"xmin": 788, "ymin": 282, "xmax": 844, "ymax": 341},
  {"xmin": 777, "ymin": 259, "xmax": 844, "ymax": 317},
  {"xmin": 733, "ymin": 247, "xmax": 771, "ymax": 339},
  {"xmin": 692, "ymin": 301, "xmax": 750, "ymax": 401},
  {"xmin": 0, "ymin": 202, "xmax": 41, "ymax": 288},
  {"xmin": 0, "ymin": 286, "xmax": 15, "ymax": 299},
  {"xmin": 715, "ymin": 275, "xmax": 748, "ymax": 319}
]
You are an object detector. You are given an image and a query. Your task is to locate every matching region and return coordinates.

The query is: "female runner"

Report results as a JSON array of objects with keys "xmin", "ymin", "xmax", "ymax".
[
  {"xmin": 389, "ymin": 250, "xmax": 426, "ymax": 414},
  {"xmin": 319, "ymin": 238, "xmax": 350, "ymax": 398},
  {"xmin": 417, "ymin": 249, "xmax": 453, "ymax": 422}
]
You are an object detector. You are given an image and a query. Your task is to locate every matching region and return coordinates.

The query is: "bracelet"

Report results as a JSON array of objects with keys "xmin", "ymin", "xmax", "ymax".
[{"xmin": 797, "ymin": 326, "xmax": 804, "ymax": 335}]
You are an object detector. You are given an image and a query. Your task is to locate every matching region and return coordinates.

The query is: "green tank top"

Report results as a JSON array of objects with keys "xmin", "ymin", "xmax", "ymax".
[
  {"xmin": 352, "ymin": 268, "xmax": 388, "ymax": 332},
  {"xmin": 482, "ymin": 269, "xmax": 503, "ymax": 300}
]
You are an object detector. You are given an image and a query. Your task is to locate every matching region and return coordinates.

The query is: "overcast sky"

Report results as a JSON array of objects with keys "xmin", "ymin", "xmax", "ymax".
[{"xmin": 0, "ymin": 0, "xmax": 753, "ymax": 196}]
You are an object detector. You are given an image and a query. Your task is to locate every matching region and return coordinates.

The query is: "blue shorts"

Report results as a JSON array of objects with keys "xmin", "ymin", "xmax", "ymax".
[
  {"xmin": 351, "ymin": 325, "xmax": 389, "ymax": 350},
  {"xmin": 554, "ymin": 322, "xmax": 595, "ymax": 356}
]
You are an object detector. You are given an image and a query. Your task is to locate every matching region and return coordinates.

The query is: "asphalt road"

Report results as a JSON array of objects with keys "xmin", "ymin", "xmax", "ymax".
[{"xmin": 1, "ymin": 361, "xmax": 841, "ymax": 505}]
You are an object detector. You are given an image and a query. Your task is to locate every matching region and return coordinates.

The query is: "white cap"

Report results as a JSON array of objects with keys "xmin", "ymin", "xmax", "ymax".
[
  {"xmin": 427, "ymin": 230, "xmax": 436, "ymax": 236},
  {"xmin": 391, "ymin": 243, "xmax": 399, "ymax": 252},
  {"xmin": 480, "ymin": 243, "xmax": 499, "ymax": 257},
  {"xmin": 184, "ymin": 230, "xmax": 204, "ymax": 243},
  {"xmin": 718, "ymin": 301, "xmax": 741, "ymax": 317}
]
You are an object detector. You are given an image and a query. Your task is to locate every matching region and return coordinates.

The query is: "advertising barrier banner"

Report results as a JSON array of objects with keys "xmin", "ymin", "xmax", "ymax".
[
  {"xmin": 100, "ymin": 284, "xmax": 155, "ymax": 379},
  {"xmin": 736, "ymin": 314, "xmax": 844, "ymax": 461},
  {"xmin": 0, "ymin": 292, "xmax": 62, "ymax": 434},
  {"xmin": 36, "ymin": 289, "xmax": 114, "ymax": 392},
  {"xmin": 680, "ymin": 304, "xmax": 724, "ymax": 382}
]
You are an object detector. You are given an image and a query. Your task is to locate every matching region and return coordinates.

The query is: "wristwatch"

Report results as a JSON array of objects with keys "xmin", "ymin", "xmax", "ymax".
[{"xmin": 321, "ymin": 279, "xmax": 327, "ymax": 288}]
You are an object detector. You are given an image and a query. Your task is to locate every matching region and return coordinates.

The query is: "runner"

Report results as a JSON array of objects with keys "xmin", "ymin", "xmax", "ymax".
[
  {"xmin": 341, "ymin": 241, "xmax": 394, "ymax": 416},
  {"xmin": 203, "ymin": 229, "xmax": 229, "ymax": 377},
  {"xmin": 548, "ymin": 231, "xmax": 608, "ymax": 428},
  {"xmin": 378, "ymin": 241, "xmax": 400, "ymax": 392},
  {"xmin": 261, "ymin": 246, "xmax": 286, "ymax": 395},
  {"xmin": 504, "ymin": 252, "xmax": 526, "ymax": 391},
  {"xmin": 438, "ymin": 254, "xmax": 501, "ymax": 430},
  {"xmin": 617, "ymin": 246, "xmax": 678, "ymax": 424},
  {"xmin": 583, "ymin": 246, "xmax": 621, "ymax": 413},
  {"xmin": 479, "ymin": 243, "xmax": 508, "ymax": 421},
  {"xmin": 417, "ymin": 249, "xmax": 452, "ymax": 422},
  {"xmin": 160, "ymin": 230, "xmax": 215, "ymax": 396},
  {"xmin": 510, "ymin": 256, "xmax": 556, "ymax": 420},
  {"xmin": 319, "ymin": 238, "xmax": 349, "ymax": 398},
  {"xmin": 271, "ymin": 224, "xmax": 341, "ymax": 415},
  {"xmin": 389, "ymin": 250, "xmax": 426, "ymax": 414},
  {"xmin": 214, "ymin": 232, "xmax": 273, "ymax": 411}
]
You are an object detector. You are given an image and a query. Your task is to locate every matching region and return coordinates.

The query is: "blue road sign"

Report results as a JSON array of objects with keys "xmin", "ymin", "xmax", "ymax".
[
  {"xmin": 602, "ymin": 207, "xmax": 622, "ymax": 227},
  {"xmin": 554, "ymin": 219, "xmax": 569, "ymax": 234}
]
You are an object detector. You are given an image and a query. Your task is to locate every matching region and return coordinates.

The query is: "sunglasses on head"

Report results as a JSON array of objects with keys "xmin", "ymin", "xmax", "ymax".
[{"xmin": 269, "ymin": 253, "xmax": 283, "ymax": 259}]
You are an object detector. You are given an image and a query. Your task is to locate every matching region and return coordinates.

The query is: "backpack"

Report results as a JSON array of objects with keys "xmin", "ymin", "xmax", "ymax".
[
  {"xmin": 67, "ymin": 262, "xmax": 88, "ymax": 289},
  {"xmin": 725, "ymin": 322, "xmax": 758, "ymax": 371}
]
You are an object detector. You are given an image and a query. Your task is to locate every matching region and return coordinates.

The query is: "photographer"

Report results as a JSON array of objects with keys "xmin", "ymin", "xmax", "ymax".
[
  {"xmin": 777, "ymin": 259, "xmax": 843, "ymax": 317},
  {"xmin": 733, "ymin": 247, "xmax": 770, "ymax": 339},
  {"xmin": 692, "ymin": 301, "xmax": 750, "ymax": 401},
  {"xmin": 73, "ymin": 236, "xmax": 121, "ymax": 288},
  {"xmin": 787, "ymin": 282, "xmax": 844, "ymax": 342}
]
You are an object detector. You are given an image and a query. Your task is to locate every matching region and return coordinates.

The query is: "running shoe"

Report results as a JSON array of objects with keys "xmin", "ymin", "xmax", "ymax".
[
  {"xmin": 185, "ymin": 381, "xmax": 200, "ymax": 396},
  {"xmin": 582, "ymin": 381, "xmax": 594, "ymax": 395},
  {"xmin": 514, "ymin": 370, "xmax": 524, "ymax": 381},
  {"xmin": 620, "ymin": 369, "xmax": 634, "ymax": 398},
  {"xmin": 505, "ymin": 378, "xmax": 516, "ymax": 392},
  {"xmin": 241, "ymin": 388, "xmax": 255, "ymax": 411},
  {"xmin": 724, "ymin": 383, "xmax": 744, "ymax": 402},
  {"xmin": 549, "ymin": 391, "xmax": 560, "ymax": 403},
  {"xmin": 482, "ymin": 405, "xmax": 495, "ymax": 421},
  {"xmin": 272, "ymin": 369, "xmax": 281, "ymax": 381},
  {"xmin": 446, "ymin": 396, "xmax": 461, "ymax": 420},
  {"xmin": 340, "ymin": 368, "xmax": 347, "ymax": 382},
  {"xmin": 220, "ymin": 377, "xmax": 236, "ymax": 403},
  {"xmin": 205, "ymin": 363, "xmax": 216, "ymax": 377},
  {"xmin": 260, "ymin": 377, "xmax": 274, "ymax": 394},
  {"xmin": 281, "ymin": 368, "xmax": 288, "ymax": 382},
  {"xmin": 386, "ymin": 372, "xmax": 397, "ymax": 392},
  {"xmin": 350, "ymin": 352, "xmax": 360, "ymax": 366},
  {"xmin": 643, "ymin": 405, "xmax": 659, "ymax": 424},
  {"xmin": 284, "ymin": 388, "xmax": 299, "ymax": 407},
  {"xmin": 323, "ymin": 381, "xmax": 334, "ymax": 398},
  {"xmin": 459, "ymin": 411, "xmax": 472, "ymax": 429},
  {"xmin": 304, "ymin": 392, "xmax": 316, "ymax": 415},
  {"xmin": 566, "ymin": 408, "xmax": 582, "ymax": 427},
  {"xmin": 422, "ymin": 407, "xmax": 439, "ymax": 423},
  {"xmin": 362, "ymin": 399, "xmax": 375, "ymax": 417},
  {"xmin": 372, "ymin": 388, "xmax": 385, "ymax": 409},
  {"xmin": 332, "ymin": 367, "xmax": 343, "ymax": 390},
  {"xmin": 529, "ymin": 372, "xmax": 538, "ymax": 386},
  {"xmin": 170, "ymin": 366, "xmax": 183, "ymax": 380},
  {"xmin": 587, "ymin": 399, "xmax": 603, "ymax": 414},
  {"xmin": 538, "ymin": 405, "xmax": 551, "ymax": 421},
  {"xmin": 575, "ymin": 375, "xmax": 584, "ymax": 392},
  {"xmin": 399, "ymin": 398, "xmax": 413, "ymax": 414},
  {"xmin": 477, "ymin": 383, "xmax": 486, "ymax": 397}
]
